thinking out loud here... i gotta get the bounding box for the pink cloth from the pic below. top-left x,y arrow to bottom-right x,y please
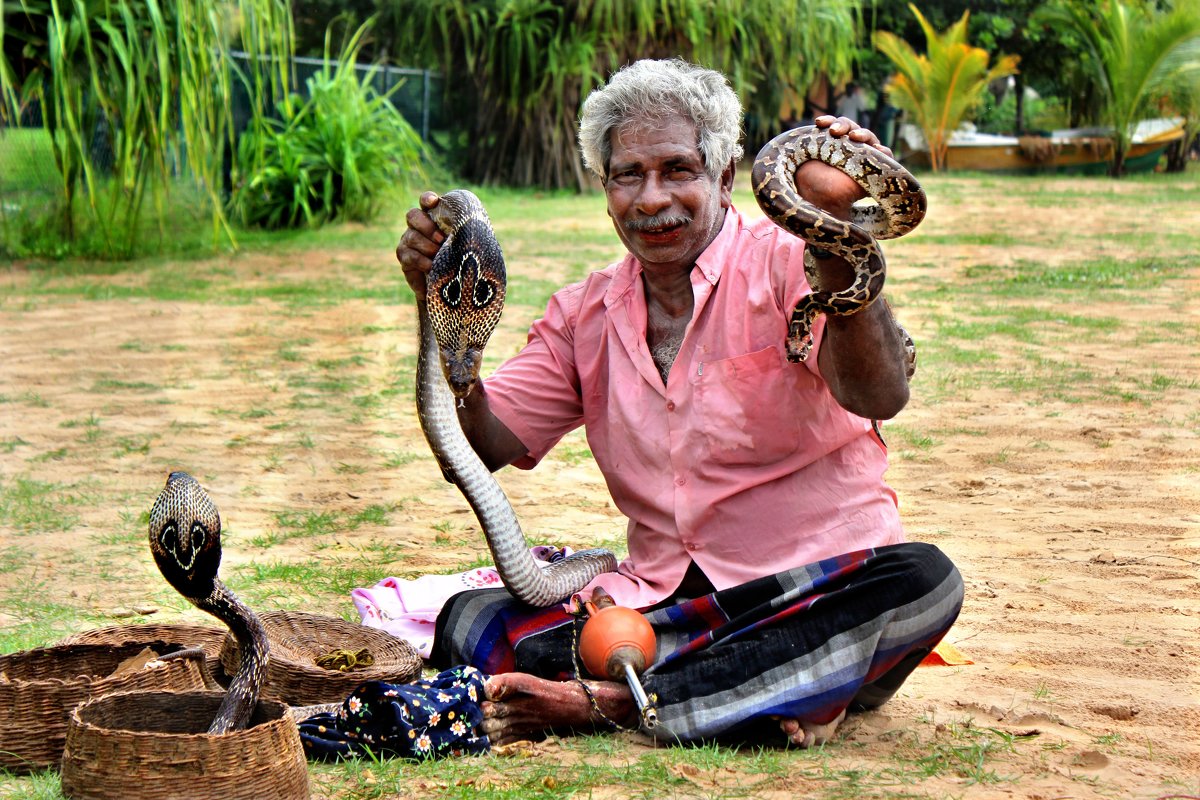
484,207 -> 905,609
352,546 -> 571,658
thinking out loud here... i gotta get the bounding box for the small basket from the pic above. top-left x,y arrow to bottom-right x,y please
220,611 -> 422,706
0,643 -> 212,773
60,690 -> 309,800
59,623 -> 228,681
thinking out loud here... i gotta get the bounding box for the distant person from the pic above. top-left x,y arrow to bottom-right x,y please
836,81 -> 870,127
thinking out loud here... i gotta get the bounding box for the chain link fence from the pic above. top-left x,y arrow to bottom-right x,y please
0,57 -> 443,211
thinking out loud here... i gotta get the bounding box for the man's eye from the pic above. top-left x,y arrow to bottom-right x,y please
610,171 -> 641,186
667,167 -> 699,181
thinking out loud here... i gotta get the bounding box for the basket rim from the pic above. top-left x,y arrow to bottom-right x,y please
70,689 -> 293,740
0,642 -> 210,689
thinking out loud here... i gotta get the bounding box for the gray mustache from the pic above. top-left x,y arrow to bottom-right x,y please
624,214 -> 692,232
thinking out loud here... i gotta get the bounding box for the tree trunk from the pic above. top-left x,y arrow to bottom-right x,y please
1014,74 -> 1025,135
1163,135 -> 1193,173
1108,138 -> 1127,178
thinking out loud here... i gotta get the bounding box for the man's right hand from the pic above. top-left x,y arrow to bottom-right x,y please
395,191 -> 445,299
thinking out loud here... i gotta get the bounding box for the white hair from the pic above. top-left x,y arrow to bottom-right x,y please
578,58 -> 744,182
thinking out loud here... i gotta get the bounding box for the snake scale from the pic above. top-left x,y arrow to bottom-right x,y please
751,126 -> 927,372
148,472 -> 268,733
417,189 -> 618,607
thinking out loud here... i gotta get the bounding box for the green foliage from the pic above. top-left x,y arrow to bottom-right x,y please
384,0 -> 860,189
973,89 -> 1069,135
1034,0 -> 1200,176
1161,69 -> 1200,171
230,20 -> 431,229
874,4 -> 1019,171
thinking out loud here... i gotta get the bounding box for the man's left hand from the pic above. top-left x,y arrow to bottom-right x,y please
794,115 -> 893,221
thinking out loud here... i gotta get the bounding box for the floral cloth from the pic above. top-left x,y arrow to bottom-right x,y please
298,665 -> 490,761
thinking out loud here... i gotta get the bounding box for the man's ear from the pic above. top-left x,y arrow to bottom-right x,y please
720,161 -> 736,207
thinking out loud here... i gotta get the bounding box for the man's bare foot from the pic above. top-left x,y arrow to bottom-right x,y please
778,708 -> 847,749
480,672 -> 636,746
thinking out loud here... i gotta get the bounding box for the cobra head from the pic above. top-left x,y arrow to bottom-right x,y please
148,472 -> 222,600
427,190 -> 507,399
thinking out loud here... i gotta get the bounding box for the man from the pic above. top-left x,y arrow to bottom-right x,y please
835,81 -> 870,127
396,59 -> 962,749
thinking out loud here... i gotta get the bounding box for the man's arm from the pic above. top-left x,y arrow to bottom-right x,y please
796,116 -> 911,421
455,382 -> 529,471
397,192 -> 529,471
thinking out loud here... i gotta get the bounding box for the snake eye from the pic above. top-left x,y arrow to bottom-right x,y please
159,521 -> 177,551
440,276 -> 462,308
472,279 -> 495,308
190,521 -> 206,552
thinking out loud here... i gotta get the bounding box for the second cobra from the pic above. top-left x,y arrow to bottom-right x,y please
415,189 -> 618,607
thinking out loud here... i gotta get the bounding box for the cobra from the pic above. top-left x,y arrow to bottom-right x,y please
751,125 -> 926,372
416,189 -> 618,607
148,471 -> 268,733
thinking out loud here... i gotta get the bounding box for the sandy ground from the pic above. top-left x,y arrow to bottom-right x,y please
1,175 -> 1198,798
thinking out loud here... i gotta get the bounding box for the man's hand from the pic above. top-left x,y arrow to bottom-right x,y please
395,191 -> 445,299
794,115 -> 893,221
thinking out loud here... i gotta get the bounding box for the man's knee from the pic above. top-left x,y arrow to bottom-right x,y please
886,542 -> 963,609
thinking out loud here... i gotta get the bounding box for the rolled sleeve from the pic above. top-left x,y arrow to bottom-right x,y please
484,287 -> 586,468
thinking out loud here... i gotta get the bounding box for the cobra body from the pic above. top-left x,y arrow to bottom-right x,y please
148,472 -> 268,734
751,126 -> 926,368
417,189 -> 618,607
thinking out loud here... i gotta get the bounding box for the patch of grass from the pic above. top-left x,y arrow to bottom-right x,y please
235,558 -> 390,599
0,475 -> 91,533
964,255 -> 1191,296
90,378 -> 159,393
0,390 -> 51,407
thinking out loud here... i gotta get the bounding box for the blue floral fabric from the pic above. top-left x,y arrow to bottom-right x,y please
298,665 -> 490,761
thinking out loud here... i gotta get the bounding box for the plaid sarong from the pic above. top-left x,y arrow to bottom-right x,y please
433,542 -> 963,742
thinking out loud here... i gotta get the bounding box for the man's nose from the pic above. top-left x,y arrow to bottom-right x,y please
635,172 -> 671,215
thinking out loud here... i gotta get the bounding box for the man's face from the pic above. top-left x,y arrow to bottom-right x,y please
604,114 -> 733,276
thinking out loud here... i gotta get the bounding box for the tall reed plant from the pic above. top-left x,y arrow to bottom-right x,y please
0,0 -> 293,257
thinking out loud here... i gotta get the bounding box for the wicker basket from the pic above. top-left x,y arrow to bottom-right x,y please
0,643 -> 212,773
220,611 -> 422,706
59,623 -> 228,681
61,690 -> 309,800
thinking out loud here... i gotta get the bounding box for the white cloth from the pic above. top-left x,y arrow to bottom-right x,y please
351,546 -> 571,658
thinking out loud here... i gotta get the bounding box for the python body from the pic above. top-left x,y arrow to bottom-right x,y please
751,126 -> 926,373
417,189 -> 617,607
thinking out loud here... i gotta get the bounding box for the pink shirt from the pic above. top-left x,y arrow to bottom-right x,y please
484,207 -> 905,609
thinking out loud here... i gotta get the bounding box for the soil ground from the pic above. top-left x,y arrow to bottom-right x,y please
1,172 -> 1198,799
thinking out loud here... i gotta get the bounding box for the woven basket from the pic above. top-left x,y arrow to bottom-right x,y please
61,690 -> 309,800
59,623 -> 228,681
220,611 -> 422,706
0,643 -> 212,773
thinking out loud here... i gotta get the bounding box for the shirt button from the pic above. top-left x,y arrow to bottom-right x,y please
675,477 -> 685,486
666,401 -> 676,411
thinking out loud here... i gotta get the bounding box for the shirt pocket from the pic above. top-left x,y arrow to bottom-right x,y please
694,345 -> 805,466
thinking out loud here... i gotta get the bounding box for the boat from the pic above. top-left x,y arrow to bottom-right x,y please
898,117 -> 1186,174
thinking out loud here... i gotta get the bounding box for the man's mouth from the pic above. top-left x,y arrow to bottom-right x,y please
628,215 -> 689,242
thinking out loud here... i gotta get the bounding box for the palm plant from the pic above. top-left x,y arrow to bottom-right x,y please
1034,0 -> 1200,177
383,0 -> 860,190
873,4 -> 1019,172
